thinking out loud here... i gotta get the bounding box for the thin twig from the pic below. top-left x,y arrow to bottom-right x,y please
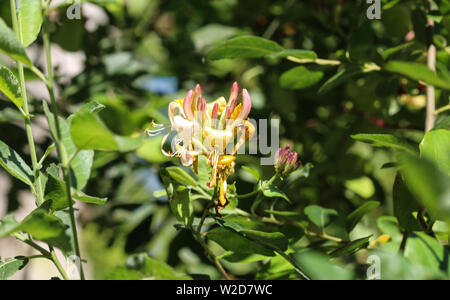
425,0 -> 436,132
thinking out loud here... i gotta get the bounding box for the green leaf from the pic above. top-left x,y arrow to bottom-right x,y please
318,67 -> 364,94
380,41 -> 414,60
207,36 -> 283,60
0,215 -> 20,238
384,61 -> 450,90
207,227 -> 275,256
73,190 -> 107,205
165,166 -> 198,187
262,183 -> 291,204
0,257 -> 28,280
44,164 -> 107,210
279,66 -> 324,90
220,252 -> 269,263
420,129 -> 450,175
70,102 -> 143,152
330,236 -> 371,257
18,0 -> 43,47
240,229 -> 288,252
106,253 -> 192,280
161,169 -> 193,226
399,155 -> 450,224
268,49 -> 317,60
0,18 -> 31,66
135,136 -> 170,163
370,250 -> 447,280
241,165 -> 260,182
351,134 -> 417,155
1,207 -> 71,253
20,208 -> 67,240
44,170 -> 70,211
346,201 -> 380,232
293,250 -> 354,280
218,215 -> 290,252
43,101 -> 94,190
0,139 -> 34,186
405,232 -> 450,275
0,66 -> 22,108
393,173 -> 422,231
304,205 -> 338,228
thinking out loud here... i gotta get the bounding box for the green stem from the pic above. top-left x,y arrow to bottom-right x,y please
435,104 -> 450,115
9,0 -> 44,205
14,233 -> 69,280
190,225 -> 233,280
250,174 -> 279,214
40,4 -> 85,280
50,249 -> 70,280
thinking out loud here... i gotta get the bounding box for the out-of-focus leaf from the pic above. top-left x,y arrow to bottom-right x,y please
384,61 -> 450,90
0,139 -> 34,186
207,36 -> 283,60
70,102 -> 144,152
345,176 -> 375,199
293,250 -> 354,280
399,155 -> 450,224
268,49 -> 317,60
304,205 -> 338,228
393,173 -> 421,231
73,190 -> 107,205
318,67 -> 364,94
136,137 -> 169,163
241,166 -> 260,182
405,232 -> 450,275
369,250 -> 447,280
346,201 -> 380,232
420,129 -> 450,175
279,66 -> 324,90
351,134 -> 417,155
330,236 -> 371,257
106,254 -> 192,280
0,66 -> 22,108
165,167 -> 198,187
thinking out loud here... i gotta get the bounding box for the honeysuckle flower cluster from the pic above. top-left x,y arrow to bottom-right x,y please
274,145 -> 302,176
147,82 -> 255,214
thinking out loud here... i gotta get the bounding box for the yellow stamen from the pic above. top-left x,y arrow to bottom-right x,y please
230,103 -> 242,120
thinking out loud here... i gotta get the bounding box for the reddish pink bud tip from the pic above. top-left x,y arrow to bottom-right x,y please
200,97 -> 206,112
238,89 -> 252,120
195,84 -> 202,97
226,106 -> 232,119
183,90 -> 194,120
211,103 -> 219,120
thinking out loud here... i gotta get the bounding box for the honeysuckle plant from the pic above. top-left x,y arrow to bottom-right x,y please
149,82 -> 255,214
148,82 -> 318,280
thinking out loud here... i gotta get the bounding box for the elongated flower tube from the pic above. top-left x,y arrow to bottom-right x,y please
148,82 -> 255,215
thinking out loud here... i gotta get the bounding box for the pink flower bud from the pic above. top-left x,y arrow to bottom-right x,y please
211,102 -> 219,120
227,82 -> 238,112
183,90 -> 194,120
